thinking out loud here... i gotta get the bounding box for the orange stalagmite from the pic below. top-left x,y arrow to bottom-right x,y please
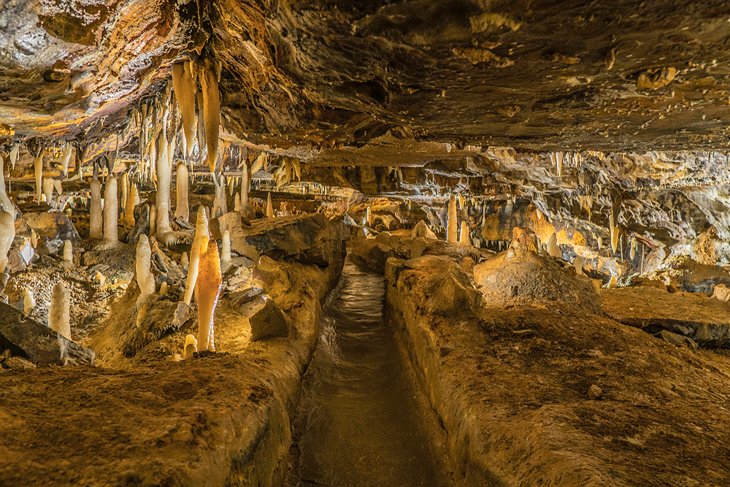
196,240 -> 222,352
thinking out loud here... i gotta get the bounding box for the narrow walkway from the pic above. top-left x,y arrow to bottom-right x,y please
287,258 -> 446,487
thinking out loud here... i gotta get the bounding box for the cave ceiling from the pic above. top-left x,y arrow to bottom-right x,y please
2,0 -> 730,158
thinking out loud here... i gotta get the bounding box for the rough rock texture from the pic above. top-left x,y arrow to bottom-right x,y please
351,231 -> 488,272
601,286 -> 730,348
472,231 -> 601,313
0,234 -> 345,487
0,302 -> 94,366
384,254 -> 730,486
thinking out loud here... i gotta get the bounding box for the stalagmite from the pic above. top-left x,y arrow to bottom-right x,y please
212,174 -> 227,218
547,233 -> 561,258
459,221 -> 471,246
103,176 -> 120,246
155,132 -> 173,236
172,61 -> 197,158
149,204 -> 157,236
365,207 -> 372,226
241,159 -> 250,215
180,251 -> 189,270
221,230 -> 231,268
234,192 -> 241,211
175,162 -> 189,221
266,192 -> 274,218
22,289 -> 35,316
63,240 -> 73,263
42,178 -> 54,206
183,334 -> 197,359
199,59 -> 220,172
183,207 -> 209,305
49,281 -> 71,340
136,234 -> 156,303
0,155 -> 14,217
574,256 -> 584,276
124,183 -> 138,226
447,194 -> 458,243
609,210 -> 619,254
53,179 -> 62,198
120,172 -> 129,213
159,281 -> 169,296
630,237 -> 637,260
0,211 -> 15,273
34,152 -> 43,202
196,240 -> 222,352
89,175 -> 103,239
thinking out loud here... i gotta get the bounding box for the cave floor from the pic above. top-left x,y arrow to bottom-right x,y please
286,258 -> 451,486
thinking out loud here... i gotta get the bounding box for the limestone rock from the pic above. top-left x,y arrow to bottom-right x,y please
245,295 -> 291,341
0,302 -> 94,366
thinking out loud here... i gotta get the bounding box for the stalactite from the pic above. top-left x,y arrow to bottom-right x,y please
103,176 -> 120,246
221,229 -> 231,269
183,207 -> 209,305
172,61 -> 197,158
63,240 -> 73,263
266,192 -> 274,218
34,152 -> 43,202
53,179 -> 62,198
22,289 -> 35,316
49,281 -> 71,340
447,194 -> 458,243
629,236 -> 637,260
199,58 -> 220,172
136,234 -> 155,303
196,240 -> 222,352
61,144 -> 73,178
89,175 -> 103,239
292,159 -> 301,181
8,144 -> 18,170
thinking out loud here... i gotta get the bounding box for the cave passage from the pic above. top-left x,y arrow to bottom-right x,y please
287,257 -> 446,487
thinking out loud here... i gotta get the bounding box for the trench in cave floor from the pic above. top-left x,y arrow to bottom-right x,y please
286,257 -> 450,487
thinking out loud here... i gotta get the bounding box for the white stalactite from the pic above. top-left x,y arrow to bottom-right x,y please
241,159 -> 250,216
212,174 -> 227,218
200,59 -> 220,172
49,281 -> 71,340
34,152 -> 43,203
0,155 -> 14,217
172,61 -> 197,159
61,144 -> 73,179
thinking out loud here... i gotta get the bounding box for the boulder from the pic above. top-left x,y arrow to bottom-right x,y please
411,220 -> 437,239
246,295 -> 291,341
0,302 -> 94,366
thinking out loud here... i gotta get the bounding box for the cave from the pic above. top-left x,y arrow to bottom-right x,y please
1,1 -> 730,485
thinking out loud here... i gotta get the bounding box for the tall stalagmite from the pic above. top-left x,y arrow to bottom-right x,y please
447,194 -> 458,243
196,240 -> 222,352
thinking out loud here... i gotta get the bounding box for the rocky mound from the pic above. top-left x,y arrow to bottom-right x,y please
472,228 -> 600,313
